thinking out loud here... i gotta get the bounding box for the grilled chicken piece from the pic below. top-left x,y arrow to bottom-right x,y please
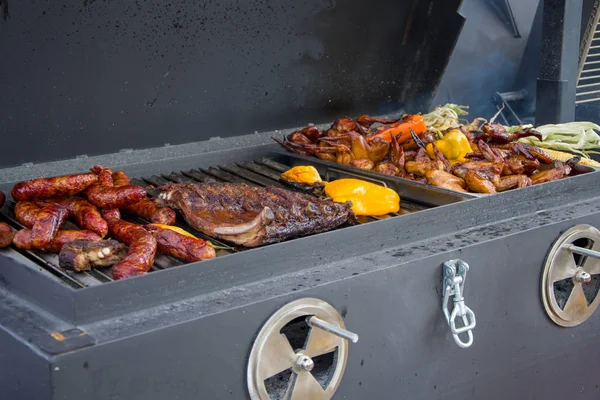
465,170 -> 497,194
480,123 -> 542,144
477,140 -> 504,163
59,239 -> 127,272
350,158 -> 375,170
509,142 -> 554,164
451,162 -> 502,185
430,143 -> 451,171
157,182 -> 356,248
374,162 -> 400,176
425,170 -> 467,192
405,160 -> 445,176
496,175 -> 532,192
502,156 -> 540,175
530,157 -> 580,185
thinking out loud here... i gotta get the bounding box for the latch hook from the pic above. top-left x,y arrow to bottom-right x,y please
442,260 -> 476,348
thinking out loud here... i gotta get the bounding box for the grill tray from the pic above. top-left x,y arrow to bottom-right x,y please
0,155 -> 465,289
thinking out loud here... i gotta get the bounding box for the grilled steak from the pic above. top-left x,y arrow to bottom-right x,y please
157,182 -> 356,247
59,239 -> 127,272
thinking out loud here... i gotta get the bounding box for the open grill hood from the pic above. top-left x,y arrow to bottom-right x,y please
0,0 -> 464,169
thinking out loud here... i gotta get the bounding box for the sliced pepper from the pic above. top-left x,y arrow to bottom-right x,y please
324,178 -> 400,216
366,114 -> 427,144
425,129 -> 473,164
281,166 -> 322,184
146,224 -> 198,239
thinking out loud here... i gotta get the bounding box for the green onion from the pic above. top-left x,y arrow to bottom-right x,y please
422,104 -> 469,139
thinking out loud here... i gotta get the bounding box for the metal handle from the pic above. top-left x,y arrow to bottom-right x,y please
442,260 -> 476,349
565,244 -> 600,260
307,316 -> 359,343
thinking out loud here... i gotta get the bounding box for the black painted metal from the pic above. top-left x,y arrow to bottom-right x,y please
1,187 -> 600,399
535,0 -> 584,123
0,0 -> 463,169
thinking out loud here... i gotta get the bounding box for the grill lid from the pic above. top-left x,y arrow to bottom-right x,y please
0,0 -> 464,169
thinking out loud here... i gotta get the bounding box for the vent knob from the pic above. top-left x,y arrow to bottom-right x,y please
542,224 -> 600,327
247,298 -> 355,400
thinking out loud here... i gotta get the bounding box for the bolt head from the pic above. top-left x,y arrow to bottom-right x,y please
575,270 -> 592,284
296,355 -> 314,372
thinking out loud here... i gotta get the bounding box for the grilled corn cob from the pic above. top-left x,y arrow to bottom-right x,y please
540,148 -> 600,168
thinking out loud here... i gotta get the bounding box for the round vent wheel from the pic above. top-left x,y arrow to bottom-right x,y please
247,298 -> 349,400
542,224 -> 600,327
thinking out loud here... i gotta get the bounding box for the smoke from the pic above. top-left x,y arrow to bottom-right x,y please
432,0 -> 540,120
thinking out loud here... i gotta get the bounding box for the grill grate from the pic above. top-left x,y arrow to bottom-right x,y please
0,157 -> 432,288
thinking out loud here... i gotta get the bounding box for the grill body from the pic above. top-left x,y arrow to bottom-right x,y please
1,1 -> 598,399
1,139 -> 600,399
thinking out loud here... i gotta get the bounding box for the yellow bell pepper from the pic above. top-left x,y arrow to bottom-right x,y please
426,129 -> 472,164
146,224 -> 198,239
281,166 -> 322,184
324,178 -> 400,216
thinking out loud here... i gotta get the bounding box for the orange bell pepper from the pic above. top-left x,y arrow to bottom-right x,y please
365,114 -> 427,144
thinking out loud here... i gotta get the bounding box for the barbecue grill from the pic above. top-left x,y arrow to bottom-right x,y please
2,1 -> 600,399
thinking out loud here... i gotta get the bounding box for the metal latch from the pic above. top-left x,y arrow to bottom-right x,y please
442,259 -> 476,348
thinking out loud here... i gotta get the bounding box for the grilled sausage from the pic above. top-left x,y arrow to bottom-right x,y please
111,170 -> 131,187
0,191 -> 5,208
112,170 -> 177,225
86,168 -> 146,209
124,200 -> 177,225
86,185 -> 147,209
102,208 -> 121,222
14,201 -> 41,228
144,225 -> 216,262
13,229 -> 101,252
35,197 -> 108,238
101,210 -> 157,280
29,205 -> 68,247
11,172 -> 98,201
0,223 -> 14,248
59,239 -> 127,272
111,234 -> 157,280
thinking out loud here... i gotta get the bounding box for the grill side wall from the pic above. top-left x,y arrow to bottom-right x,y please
42,208 -> 600,400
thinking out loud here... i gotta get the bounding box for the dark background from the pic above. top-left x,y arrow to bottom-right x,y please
0,0 -> 463,168
2,0 -> 594,169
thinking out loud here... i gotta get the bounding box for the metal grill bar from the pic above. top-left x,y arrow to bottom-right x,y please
0,204 -> 101,288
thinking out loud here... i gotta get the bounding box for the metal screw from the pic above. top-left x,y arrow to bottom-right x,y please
295,355 -> 314,372
307,316 -> 359,343
575,270 -> 592,284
